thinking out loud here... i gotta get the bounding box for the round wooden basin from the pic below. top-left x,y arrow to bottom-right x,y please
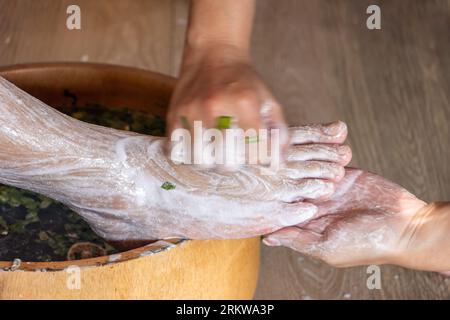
0,63 -> 260,300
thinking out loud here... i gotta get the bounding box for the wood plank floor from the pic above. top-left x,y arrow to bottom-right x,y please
0,0 -> 449,299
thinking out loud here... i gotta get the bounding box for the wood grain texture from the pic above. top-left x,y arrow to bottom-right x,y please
0,0 -> 449,299
252,0 -> 450,299
0,238 -> 260,299
0,0 -> 175,74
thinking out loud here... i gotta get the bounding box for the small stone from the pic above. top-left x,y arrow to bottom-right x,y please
38,231 -> 49,241
9,258 -> 22,271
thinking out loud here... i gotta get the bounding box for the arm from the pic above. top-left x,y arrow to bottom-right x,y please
167,0 -> 289,166
264,169 -> 450,272
186,0 -> 254,54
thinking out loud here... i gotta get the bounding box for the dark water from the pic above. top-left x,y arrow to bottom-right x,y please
0,103 -> 165,262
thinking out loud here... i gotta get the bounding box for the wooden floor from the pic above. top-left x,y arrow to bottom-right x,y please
0,0 -> 449,299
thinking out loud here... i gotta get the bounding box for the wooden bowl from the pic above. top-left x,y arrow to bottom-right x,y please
0,63 -> 260,300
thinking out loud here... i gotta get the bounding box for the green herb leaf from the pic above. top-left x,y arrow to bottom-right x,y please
216,116 -> 233,130
161,181 -> 176,190
180,116 -> 190,130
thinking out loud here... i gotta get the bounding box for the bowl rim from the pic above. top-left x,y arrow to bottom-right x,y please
0,61 -> 176,86
0,62 -> 188,272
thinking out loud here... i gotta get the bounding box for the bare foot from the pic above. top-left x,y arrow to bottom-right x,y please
0,77 -> 351,241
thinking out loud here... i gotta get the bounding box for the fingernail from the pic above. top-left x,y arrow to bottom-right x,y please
263,237 -> 281,247
323,121 -> 344,136
338,145 -> 348,156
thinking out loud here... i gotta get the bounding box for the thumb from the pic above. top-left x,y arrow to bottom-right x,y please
262,226 -> 323,255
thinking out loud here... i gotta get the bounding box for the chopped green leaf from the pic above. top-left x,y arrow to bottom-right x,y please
180,116 -> 190,130
216,116 -> 233,130
161,181 -> 176,190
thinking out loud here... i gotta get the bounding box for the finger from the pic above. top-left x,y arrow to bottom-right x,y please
297,214 -> 341,233
237,100 -> 288,166
259,100 -> 290,150
257,202 -> 317,234
166,115 -> 188,162
279,161 -> 345,181
262,226 -> 323,257
279,179 -> 335,202
272,202 -> 318,228
290,121 -> 348,145
168,105 -> 231,165
204,94 -> 265,166
286,144 -> 352,165
251,202 -> 318,235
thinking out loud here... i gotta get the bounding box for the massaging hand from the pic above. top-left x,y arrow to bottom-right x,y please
264,169 -> 450,272
0,77 -> 351,242
167,44 -> 289,165
169,0 -> 288,165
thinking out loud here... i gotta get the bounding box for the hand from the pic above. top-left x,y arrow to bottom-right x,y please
263,168 -> 427,268
167,44 -> 289,166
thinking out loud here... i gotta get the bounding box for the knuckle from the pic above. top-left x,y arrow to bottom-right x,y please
234,88 -> 259,108
202,94 -> 220,109
202,93 -> 223,117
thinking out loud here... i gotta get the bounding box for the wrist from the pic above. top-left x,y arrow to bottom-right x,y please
182,39 -> 251,70
186,0 -> 254,62
380,202 -> 429,267
388,202 -> 450,271
186,18 -> 251,51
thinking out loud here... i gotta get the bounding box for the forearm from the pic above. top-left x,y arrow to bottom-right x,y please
0,77 -> 138,207
394,202 -> 450,272
0,77 -> 126,160
183,0 -> 255,67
